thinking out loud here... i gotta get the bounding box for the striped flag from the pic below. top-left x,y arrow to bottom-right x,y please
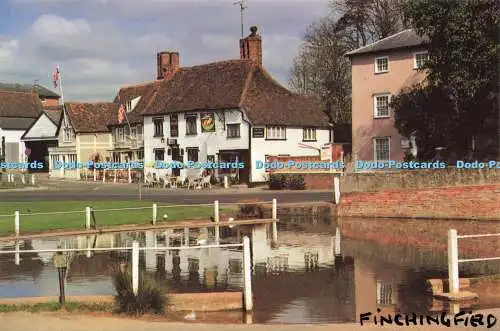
118,104 -> 125,124
52,65 -> 60,88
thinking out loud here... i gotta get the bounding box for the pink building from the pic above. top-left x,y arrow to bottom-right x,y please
346,29 -> 428,161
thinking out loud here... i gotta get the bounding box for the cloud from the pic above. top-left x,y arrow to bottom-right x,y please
2,1 -> 329,100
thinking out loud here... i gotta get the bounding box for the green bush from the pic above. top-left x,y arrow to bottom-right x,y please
238,199 -> 265,218
268,174 -> 287,190
113,267 -> 167,315
268,173 -> 306,190
286,174 -> 306,190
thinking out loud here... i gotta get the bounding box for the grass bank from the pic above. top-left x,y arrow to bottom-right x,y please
0,201 -> 236,236
0,301 -> 113,313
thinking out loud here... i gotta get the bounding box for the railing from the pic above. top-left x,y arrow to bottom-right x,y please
0,238 -> 254,311
0,173 -> 37,185
447,229 -> 500,293
0,199 -> 279,238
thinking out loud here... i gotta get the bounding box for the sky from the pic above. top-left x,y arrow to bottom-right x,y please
0,0 -> 331,102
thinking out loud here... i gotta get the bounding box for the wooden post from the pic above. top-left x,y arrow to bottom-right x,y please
335,227 -> 341,256
85,207 -> 91,230
183,228 -> 189,246
152,203 -> 157,225
128,168 -> 132,183
31,174 -> 35,185
224,176 -> 229,188
14,241 -> 20,265
21,174 -> 25,185
448,229 -> 459,294
132,241 -> 139,296
114,169 -> 117,183
86,236 -> 92,258
243,236 -> 253,311
14,211 -> 20,236
93,168 -> 96,181
272,198 -> 277,219
214,200 -> 220,244
333,176 -> 340,204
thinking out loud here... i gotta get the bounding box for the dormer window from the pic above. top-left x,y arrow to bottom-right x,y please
63,126 -> 73,142
375,56 -> 389,74
126,101 -> 132,113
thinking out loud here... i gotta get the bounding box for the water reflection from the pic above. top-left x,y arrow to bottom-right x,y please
0,212 -> 499,323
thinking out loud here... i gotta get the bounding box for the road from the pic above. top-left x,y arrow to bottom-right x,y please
0,180 -> 333,203
1,311 -> 499,331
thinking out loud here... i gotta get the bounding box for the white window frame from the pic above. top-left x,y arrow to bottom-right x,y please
63,126 -> 73,143
303,127 -> 317,141
126,100 -> 132,113
373,137 -> 390,161
373,93 -> 391,118
266,126 -> 286,140
227,123 -> 240,138
413,51 -> 429,69
374,56 -> 389,74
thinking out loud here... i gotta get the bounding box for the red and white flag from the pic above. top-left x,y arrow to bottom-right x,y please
52,65 -> 60,88
118,104 -> 125,124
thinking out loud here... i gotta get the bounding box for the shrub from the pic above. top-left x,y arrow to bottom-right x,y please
113,266 -> 167,315
268,174 -> 287,190
238,199 -> 265,218
285,174 -> 306,190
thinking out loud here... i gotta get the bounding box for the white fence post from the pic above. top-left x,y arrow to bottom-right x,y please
113,169 -> 117,183
243,236 -> 253,311
335,227 -> 341,256
448,229 -> 459,294
132,241 -> 139,296
214,200 -> 220,244
31,174 -> 35,185
271,198 -> 278,243
152,203 -> 157,225
333,176 -> 341,204
224,176 -> 229,188
102,169 -> 106,183
14,241 -> 20,265
93,168 -> 97,181
21,174 -> 25,185
85,207 -> 91,230
14,211 -> 20,236
128,168 -> 132,183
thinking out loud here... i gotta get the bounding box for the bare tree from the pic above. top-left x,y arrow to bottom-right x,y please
289,0 -> 411,124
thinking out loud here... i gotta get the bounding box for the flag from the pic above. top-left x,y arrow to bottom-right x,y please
118,104 -> 125,124
53,65 -> 60,88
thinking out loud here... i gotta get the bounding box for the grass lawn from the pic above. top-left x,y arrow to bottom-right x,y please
0,201 -> 236,236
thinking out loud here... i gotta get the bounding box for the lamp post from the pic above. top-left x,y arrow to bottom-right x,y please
53,252 -> 67,306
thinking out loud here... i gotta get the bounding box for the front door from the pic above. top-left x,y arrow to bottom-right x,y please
171,147 -> 181,177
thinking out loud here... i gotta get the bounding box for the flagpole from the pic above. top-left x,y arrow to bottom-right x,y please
58,65 -> 64,105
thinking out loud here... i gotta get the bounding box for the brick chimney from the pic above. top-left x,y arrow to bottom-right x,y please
157,51 -> 179,80
240,26 -> 262,66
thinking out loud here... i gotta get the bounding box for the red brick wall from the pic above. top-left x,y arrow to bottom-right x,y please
338,184 -> 500,219
303,174 -> 334,189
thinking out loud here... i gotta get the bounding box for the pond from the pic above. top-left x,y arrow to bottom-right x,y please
0,214 -> 498,324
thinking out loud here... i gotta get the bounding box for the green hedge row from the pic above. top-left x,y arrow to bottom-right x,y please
268,174 -> 306,190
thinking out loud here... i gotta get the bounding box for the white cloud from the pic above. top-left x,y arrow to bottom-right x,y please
2,1 -> 330,100
0,40 -> 19,60
32,15 -> 91,36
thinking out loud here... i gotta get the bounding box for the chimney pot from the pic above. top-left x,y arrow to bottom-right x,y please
157,51 -> 180,80
239,26 -> 262,66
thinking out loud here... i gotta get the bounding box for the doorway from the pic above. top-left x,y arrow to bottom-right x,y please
171,147 -> 182,177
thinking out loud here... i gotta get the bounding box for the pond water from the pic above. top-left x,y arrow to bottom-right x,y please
0,214 -> 498,324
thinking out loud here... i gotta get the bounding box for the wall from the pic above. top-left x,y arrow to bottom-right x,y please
0,129 -> 27,163
78,133 -> 112,162
22,113 -> 57,139
250,126 -> 330,183
338,184 -> 500,219
41,98 -> 59,107
144,109 -> 250,180
351,48 -> 426,161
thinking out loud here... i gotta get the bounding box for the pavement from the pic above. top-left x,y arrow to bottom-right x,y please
0,178 -> 333,203
1,309 -> 499,331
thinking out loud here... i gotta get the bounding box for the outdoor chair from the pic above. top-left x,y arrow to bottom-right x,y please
200,175 -> 212,189
144,173 -> 154,188
186,176 -> 199,190
163,175 -> 172,188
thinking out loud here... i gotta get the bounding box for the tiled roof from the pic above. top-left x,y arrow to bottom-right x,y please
345,29 -> 428,57
109,80 -> 161,126
141,60 -> 329,127
0,117 -> 36,130
43,106 -> 63,125
0,90 -> 43,118
64,102 -> 117,133
0,82 -> 60,98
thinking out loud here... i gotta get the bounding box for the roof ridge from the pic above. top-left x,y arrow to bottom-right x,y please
345,29 -> 414,55
119,80 -> 161,89
179,59 -> 252,71
0,89 -> 36,95
239,63 -> 256,107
